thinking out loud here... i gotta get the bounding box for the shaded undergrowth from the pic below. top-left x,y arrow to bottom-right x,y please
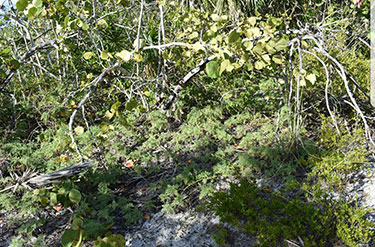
0,105 -> 374,246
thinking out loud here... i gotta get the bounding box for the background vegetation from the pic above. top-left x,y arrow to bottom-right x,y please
0,0 -> 374,246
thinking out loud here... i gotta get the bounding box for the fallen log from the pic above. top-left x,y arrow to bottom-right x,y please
26,161 -> 93,187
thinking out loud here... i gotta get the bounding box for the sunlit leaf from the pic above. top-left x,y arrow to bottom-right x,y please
192,42 -> 205,51
83,52 -> 94,60
115,50 -> 132,62
220,59 -> 234,75
105,110 -> 114,120
16,0 -> 28,11
133,53 -> 143,62
274,38 -> 289,51
255,60 -> 266,70
32,0 -> 42,8
248,17 -> 257,25
0,48 -> 11,57
188,32 -> 199,39
306,73 -> 317,85
206,61 -> 219,79
97,19 -> 108,28
74,126 -> 84,135
272,55 -> 283,64
100,50 -> 111,60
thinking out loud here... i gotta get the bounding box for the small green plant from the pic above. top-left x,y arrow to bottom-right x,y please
210,179 -> 337,246
94,234 -> 126,247
209,179 -> 375,246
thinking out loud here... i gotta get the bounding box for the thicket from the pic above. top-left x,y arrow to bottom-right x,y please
0,0 -> 374,246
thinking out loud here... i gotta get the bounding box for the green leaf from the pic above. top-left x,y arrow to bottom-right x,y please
105,110 -> 114,120
254,60 -> 266,70
274,38 -> 289,51
192,42 -> 205,51
111,101 -> 121,112
133,53 -> 143,62
27,7 -> 38,19
32,0 -> 42,8
72,217 -> 83,230
40,196 -> 48,206
247,17 -> 257,26
244,41 -> 254,51
115,50 -> 131,62
50,192 -> 58,205
206,61 -> 219,79
0,48 -> 11,57
97,19 -> 108,28
228,31 -> 240,43
9,59 -> 20,69
0,69 -> 6,78
261,54 -> 271,64
125,98 -> 138,111
246,27 -> 261,38
265,41 -> 277,54
63,16 -> 70,28
253,43 -> 264,56
220,59 -> 234,75
74,126 -> 84,135
81,23 -> 89,31
83,52 -> 94,60
69,189 -> 82,204
100,50 -> 111,60
61,229 -> 78,247
272,55 -> 283,64
16,0 -> 28,11
306,74 -> 317,85
188,31 -> 199,39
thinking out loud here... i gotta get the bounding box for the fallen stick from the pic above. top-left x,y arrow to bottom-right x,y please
26,161 -> 93,188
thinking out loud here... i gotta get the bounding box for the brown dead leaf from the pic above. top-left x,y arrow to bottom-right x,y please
144,215 -> 151,220
53,203 -> 63,211
124,160 -> 134,168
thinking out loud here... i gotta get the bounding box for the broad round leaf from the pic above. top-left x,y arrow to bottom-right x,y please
306,74 -> 317,85
115,50 -> 131,62
50,192 -> 58,205
74,126 -> 84,135
206,61 -> 219,79
16,0 -> 28,11
228,31 -> 240,43
61,229 -> 78,247
69,189 -> 82,204
83,52 -> 94,60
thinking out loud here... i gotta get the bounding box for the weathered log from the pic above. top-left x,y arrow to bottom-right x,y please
26,161 -> 93,187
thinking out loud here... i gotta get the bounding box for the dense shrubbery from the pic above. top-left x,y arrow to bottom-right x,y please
0,0 -> 373,246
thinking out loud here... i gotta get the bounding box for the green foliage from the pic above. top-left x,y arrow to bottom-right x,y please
306,116 -> 369,190
94,234 -> 126,247
210,179 -> 375,246
0,0 -> 372,246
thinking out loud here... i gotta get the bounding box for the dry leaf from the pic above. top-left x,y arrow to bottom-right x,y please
53,203 -> 63,211
144,215 -> 151,220
124,160 -> 134,168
